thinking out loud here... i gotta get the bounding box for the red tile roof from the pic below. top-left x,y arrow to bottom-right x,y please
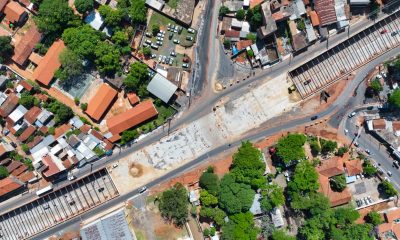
39,125 -> 48,134
27,136 -> 43,148
0,176 -> 24,197
4,1 -> 26,23
107,100 -> 158,135
86,83 -> 118,121
127,93 -> 140,106
6,161 -> 22,173
385,208 -> 400,223
309,11 -> 320,26
18,125 -> 36,142
236,40 -> 253,51
12,24 -> 41,66
11,164 -> 27,176
17,171 -> 35,183
108,134 -> 121,143
103,139 -> 114,151
0,0 -> 8,11
54,124 -> 71,139
89,129 -> 103,140
24,106 -> 41,124
79,124 -> 91,133
344,159 -> 363,176
224,30 -> 240,38
18,0 -> 31,7
35,93 -> 49,102
373,119 -> 386,130
0,144 -> 9,158
0,93 -> 18,117
33,40 -> 65,86
393,121 -> 400,132
42,155 -> 62,178
19,80 -> 33,91
314,0 -> 337,26
316,156 -> 344,178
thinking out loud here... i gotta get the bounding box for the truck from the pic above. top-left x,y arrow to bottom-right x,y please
36,185 -> 53,196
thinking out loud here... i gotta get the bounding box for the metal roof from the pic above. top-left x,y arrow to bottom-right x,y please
9,105 -> 27,123
147,73 -> 178,103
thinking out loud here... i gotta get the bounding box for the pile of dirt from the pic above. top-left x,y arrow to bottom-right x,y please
129,163 -> 144,178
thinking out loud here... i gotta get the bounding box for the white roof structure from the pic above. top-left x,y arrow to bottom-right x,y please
242,22 -> 250,33
271,208 -> 284,228
81,209 -> 134,240
231,18 -> 243,29
85,11 -> 105,31
243,0 -> 250,7
16,84 -> 24,93
70,116 -> 84,129
147,73 -> 178,103
0,92 -> 7,106
349,0 -> 370,4
9,105 -> 27,123
335,0 -> 348,21
250,193 -> 262,215
77,143 -> 95,160
36,109 -> 53,125
305,22 -> 317,42
145,0 -> 164,11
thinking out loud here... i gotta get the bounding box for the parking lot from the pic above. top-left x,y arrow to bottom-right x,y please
289,11 -> 400,98
348,177 -> 383,209
0,169 -> 118,240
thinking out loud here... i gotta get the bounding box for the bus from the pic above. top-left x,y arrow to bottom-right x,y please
36,185 -> 53,196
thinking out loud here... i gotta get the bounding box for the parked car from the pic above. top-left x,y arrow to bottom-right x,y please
67,175 -> 76,181
182,63 -> 189,68
186,36 -> 193,41
391,31 -> 398,36
170,51 -> 176,57
169,33 -> 174,40
157,41 -> 163,46
160,30 -> 165,34
145,32 -> 152,37
151,44 -> 158,49
311,115 -> 318,121
365,149 -> 371,155
387,171 -> 393,176
139,186 -> 147,193
169,58 -> 174,65
145,39 -> 152,44
393,161 -> 399,169
158,55 -> 163,62
348,112 -> 356,118
188,28 -> 195,33
381,29 -> 388,34
156,36 -> 163,41
304,79 -> 311,85
151,54 -> 157,59
112,163 -> 118,168
354,142 -> 359,147
173,39 -> 180,44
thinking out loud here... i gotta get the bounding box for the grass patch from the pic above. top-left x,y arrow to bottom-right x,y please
135,230 -> 146,240
166,0 -> 180,8
136,101 -> 176,135
149,12 -> 177,29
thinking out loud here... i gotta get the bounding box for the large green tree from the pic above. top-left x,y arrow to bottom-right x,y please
260,183 -> 285,212
320,138 -> 338,155
0,166 -> 9,179
200,190 -> 218,207
363,160 -> 377,177
94,42 -> 121,75
74,0 -> 94,14
288,161 -> 319,195
276,133 -> 307,165
123,62 -> 149,91
34,0 -> 79,39
19,92 -> 36,109
159,183 -> 188,226
389,89 -> 400,108
99,5 -> 124,27
62,25 -> 104,59
221,212 -> 259,240
365,211 -> 382,226
271,230 -> 296,240
128,0 -> 147,24
231,141 -> 266,189
56,48 -> 84,82
379,180 -> 398,197
218,174 -> 255,215
199,171 -> 219,196
0,36 -> 13,63
330,174 -> 347,192
199,207 -> 226,226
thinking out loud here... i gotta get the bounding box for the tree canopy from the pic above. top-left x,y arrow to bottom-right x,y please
218,174 -> 255,215
370,79 -> 383,93
0,166 -> 9,179
260,183 -> 285,212
200,190 -> 218,207
276,133 -> 307,165
117,0 -> 147,24
74,0 -> 94,14
62,25 -> 104,59
94,42 -> 121,75
121,129 -> 139,144
46,100 -> 74,125
219,6 -> 229,16
199,171 -> 219,196
365,211 -> 382,226
35,0 -> 79,39
19,92 -> 36,109
330,174 -> 346,192
231,141 -> 266,189
199,207 -> 226,226
0,36 -> 13,63
320,138 -> 337,155
56,48 -> 84,82
123,62 -> 149,92
221,212 -> 259,240
288,161 -> 319,196
271,229 -> 296,240
159,183 -> 188,226
99,5 -> 124,27
236,9 -> 245,21
246,5 -> 263,31
389,89 -> 400,108
379,180 -> 398,197
362,160 -> 377,177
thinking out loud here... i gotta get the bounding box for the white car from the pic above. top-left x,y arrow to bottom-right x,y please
344,129 -> 349,134
138,186 -> 147,193
354,142 -> 359,147
156,36 -> 163,41
188,28 -> 195,33
376,74 -> 382,79
348,112 -> 356,118
387,171 -> 393,177
173,39 -> 180,44
365,149 -> 371,155
182,63 -> 189,68
68,175 -> 76,181
112,163 -> 119,168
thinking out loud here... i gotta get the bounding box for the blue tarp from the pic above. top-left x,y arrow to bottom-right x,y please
232,46 -> 239,55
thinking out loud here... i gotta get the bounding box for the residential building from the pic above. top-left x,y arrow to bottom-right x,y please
106,100 -> 158,140
0,175 -> 25,200
86,83 -> 117,122
314,0 -> 337,26
4,1 -> 28,26
377,208 -> 400,240
0,93 -> 18,117
127,93 -> 140,106
258,1 -> 278,39
12,24 -> 42,66
32,40 -> 66,87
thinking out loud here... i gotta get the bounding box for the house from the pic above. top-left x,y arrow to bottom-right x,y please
0,176 -> 25,199
236,40 -> 253,51
335,0 -> 349,29
0,0 -> 8,12
257,1 -> 277,39
305,20 -> 317,42
4,1 -> 28,26
32,40 -> 65,87
0,142 -> 13,159
86,83 -> 117,122
145,0 -> 164,11
224,29 -> 241,42
288,20 -> 308,51
19,80 -> 33,92
224,0 -> 243,12
8,105 -> 28,124
317,156 -> 352,207
270,208 -> 284,228
12,25 -> 42,66
221,17 -> 233,34
309,10 -> 320,27
35,109 -> 53,127
41,154 -> 66,179
349,0 -> 370,4
127,93 -> 140,106
231,18 -> 243,29
373,119 -> 387,130
344,159 -> 363,177
18,125 -> 36,142
106,100 -> 158,138
290,0 -> 306,20
0,93 -> 18,117
314,0 -> 337,26
24,106 -> 42,124
147,73 -> 178,103
377,208 -> 400,240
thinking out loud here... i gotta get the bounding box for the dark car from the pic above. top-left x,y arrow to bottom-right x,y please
366,106 -> 374,110
311,116 -> 318,121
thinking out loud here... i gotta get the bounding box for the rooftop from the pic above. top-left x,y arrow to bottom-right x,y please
86,83 -> 117,121
0,93 -> 19,117
309,10 -> 320,26
4,1 -> 26,24
314,0 -> 337,26
32,40 -> 65,86
0,176 -> 24,197
107,100 -> 158,136
258,1 -> 278,38
12,24 -> 42,66
127,93 -> 140,106
147,73 -> 178,103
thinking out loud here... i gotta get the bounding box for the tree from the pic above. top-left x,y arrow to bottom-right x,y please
379,180 -> 398,197
159,183 -> 188,226
370,79 -> 383,93
56,48 -> 84,82
48,126 -> 55,135
142,47 -> 152,56
121,129 -> 139,144
94,42 -> 121,75
336,146 -> 349,157
260,215 -> 276,239
0,36 -> 13,63
99,5 -> 123,27
246,33 -> 257,43
74,0 -> 94,14
74,97 -> 80,105
0,166 -> 9,179
221,212 -> 259,240
19,92 -> 35,109
365,211 -> 382,226
297,19 -> 305,31
152,24 -> 160,36
330,174 -> 346,192
219,6 -> 230,17
218,174 -> 255,215
203,228 -> 210,237
123,62 -> 149,91
271,230 -> 295,240
276,133 -> 307,165
199,207 -> 226,226
46,101 -> 73,125
128,0 -> 147,24
363,160 -> 377,177
231,141 -> 266,189
246,5 -> 263,31
223,39 -> 231,49
80,103 -> 88,111
62,25 -> 104,59
260,184 -> 284,212
247,49 -> 254,58
334,207 -> 360,226
236,9 -> 245,21
389,89 -> 400,108
320,138 -> 337,154
199,171 -> 219,196
112,31 -> 129,47
34,0 -> 78,39
200,190 -> 218,207
309,138 -> 321,156
21,144 -> 30,153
